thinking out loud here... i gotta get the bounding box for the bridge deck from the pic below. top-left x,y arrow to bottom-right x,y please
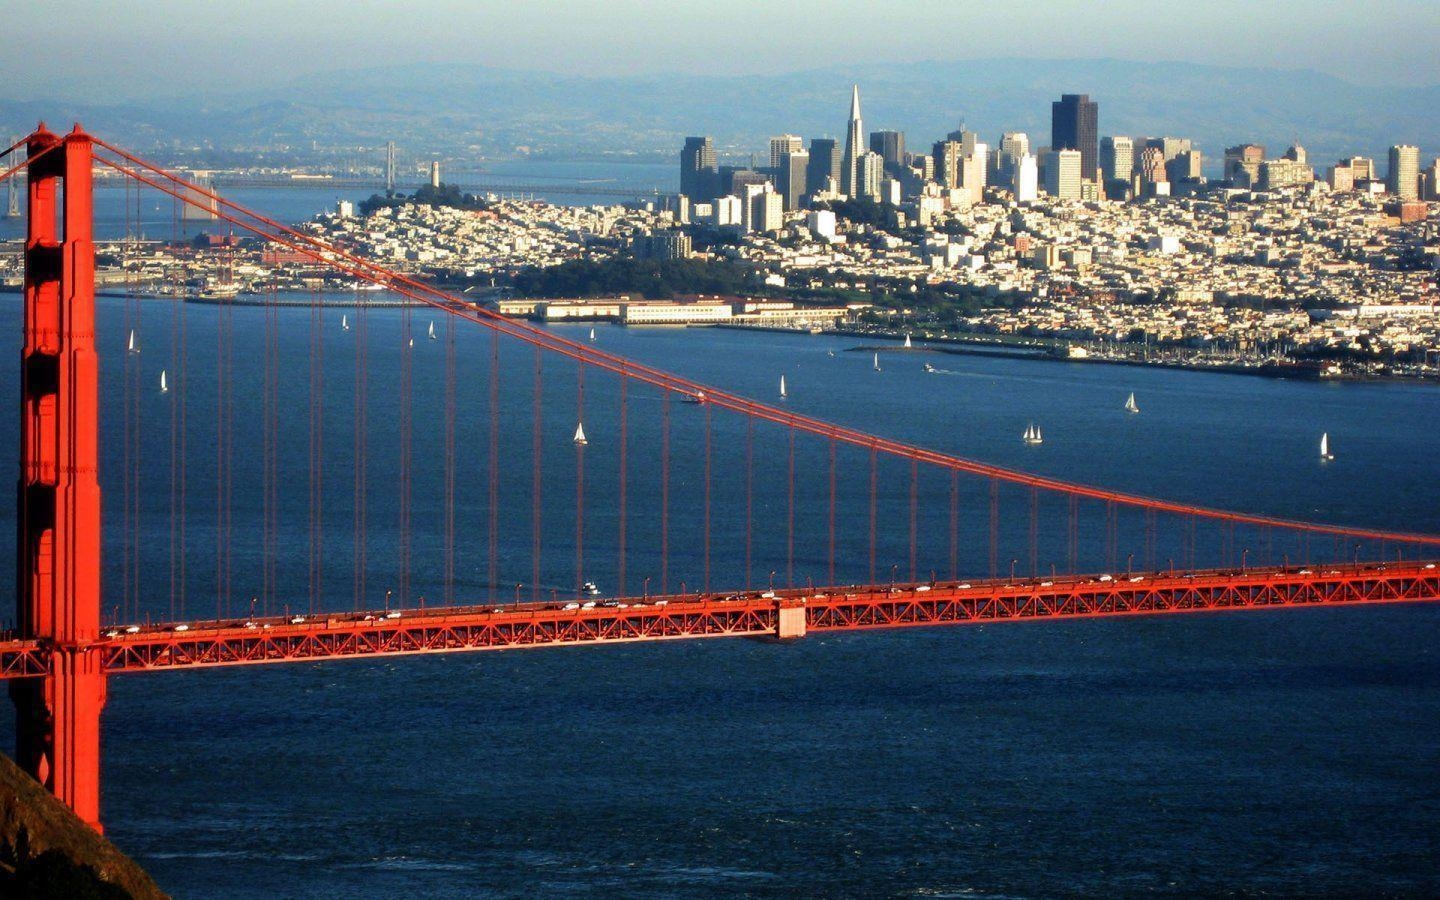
0,562 -> 1435,678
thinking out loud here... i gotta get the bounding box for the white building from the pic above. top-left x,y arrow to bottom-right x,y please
1044,149 -> 1083,201
1013,154 -> 1038,203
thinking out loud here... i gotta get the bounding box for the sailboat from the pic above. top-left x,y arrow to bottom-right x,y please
342,314 -> 349,332
779,375 -> 787,399
1124,392 -> 1139,414
873,352 -> 882,373
159,370 -> 168,394
589,328 -> 597,342
428,321 -> 437,340
408,336 -> 414,348
127,330 -> 138,354
1023,423 -> 1044,445
573,422 -> 588,446
827,349 -> 836,358
1320,432 -> 1333,461
924,363 -> 936,374
904,334 -> 912,348
682,390 -> 706,405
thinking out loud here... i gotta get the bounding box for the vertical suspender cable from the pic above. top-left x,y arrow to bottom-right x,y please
909,460 -> 918,583
487,330 -> 499,603
868,445 -> 878,586
703,402 -> 712,594
786,424 -> 795,589
828,438 -> 837,587
531,346 -> 542,601
574,362 -> 585,596
444,316 -> 456,605
617,373 -> 628,598
660,390 -> 670,596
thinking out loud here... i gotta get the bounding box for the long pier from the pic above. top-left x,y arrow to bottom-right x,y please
0,562 -> 1434,679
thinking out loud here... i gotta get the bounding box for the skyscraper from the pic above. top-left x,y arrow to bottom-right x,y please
1051,94 -> 1099,181
841,85 -> 863,198
769,135 -> 803,170
1388,145 -> 1420,200
1101,136 -> 1134,185
932,140 -> 962,189
681,136 -> 718,202
997,132 -> 1030,181
1013,154 -> 1038,203
856,151 -> 884,201
1044,149 -> 1083,200
869,130 -> 906,176
806,138 -> 841,195
777,150 -> 810,211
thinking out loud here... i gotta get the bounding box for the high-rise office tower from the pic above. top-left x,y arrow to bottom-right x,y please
1101,136 -> 1134,185
385,141 -> 396,193
1138,146 -> 1167,184
1388,145 -> 1420,200
869,130 -> 906,175
777,150 -> 810,211
1051,94 -> 1099,180
932,140 -> 962,189
1044,149 -> 1083,200
996,132 -> 1029,181
959,144 -> 988,205
806,138 -> 842,195
1147,137 -> 1191,162
769,135 -> 803,170
1224,144 -> 1265,185
856,150 -> 884,201
1167,149 -> 1203,183
1013,154 -> 1039,203
681,136 -> 719,201
841,85 -> 864,197
1424,158 -> 1440,201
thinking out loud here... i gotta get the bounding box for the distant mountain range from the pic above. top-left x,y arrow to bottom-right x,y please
4,58 -> 1435,173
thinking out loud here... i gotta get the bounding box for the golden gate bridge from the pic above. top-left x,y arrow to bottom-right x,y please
4,124 -> 1440,834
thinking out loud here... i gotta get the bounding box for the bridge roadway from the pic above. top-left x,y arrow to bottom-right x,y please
0,561 -> 1435,679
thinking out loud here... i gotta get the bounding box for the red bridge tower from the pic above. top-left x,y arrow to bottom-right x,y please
9,125 -> 106,830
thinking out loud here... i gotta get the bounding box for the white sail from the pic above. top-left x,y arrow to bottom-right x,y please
573,422 -> 588,445
428,321 -> 437,340
1320,432 -> 1332,459
1125,391 -> 1139,413
903,334 -> 912,348
342,314 -> 349,331
159,370 -> 168,394
408,336 -> 414,348
873,352 -> 881,372
127,329 -> 138,353
589,328 -> 597,342
779,375 -> 787,399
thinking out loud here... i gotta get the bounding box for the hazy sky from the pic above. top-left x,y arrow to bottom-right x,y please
7,0 -> 1439,101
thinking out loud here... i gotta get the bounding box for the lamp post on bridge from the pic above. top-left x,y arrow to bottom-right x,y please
1241,549 -> 1249,572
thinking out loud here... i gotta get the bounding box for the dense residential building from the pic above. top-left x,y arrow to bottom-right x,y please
680,136 -> 718,201
1051,93 -> 1099,180
1388,144 -> 1420,200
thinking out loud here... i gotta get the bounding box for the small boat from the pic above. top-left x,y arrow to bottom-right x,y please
873,352 -> 882,373
923,363 -> 936,374
428,321 -> 437,340
127,330 -> 138,354
779,375 -> 787,399
682,391 -> 706,405
1125,391 -> 1139,414
1320,432 -> 1333,461
342,314 -> 349,332
904,334 -> 912,348
581,581 -> 601,596
1023,423 -> 1044,445
408,336 -> 414,348
159,370 -> 168,394
827,350 -> 836,358
573,422 -> 588,446
589,328 -> 597,342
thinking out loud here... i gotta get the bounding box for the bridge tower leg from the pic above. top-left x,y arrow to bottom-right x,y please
9,124 -> 107,831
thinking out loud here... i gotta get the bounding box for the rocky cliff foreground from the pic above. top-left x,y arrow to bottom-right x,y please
0,752 -> 166,898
